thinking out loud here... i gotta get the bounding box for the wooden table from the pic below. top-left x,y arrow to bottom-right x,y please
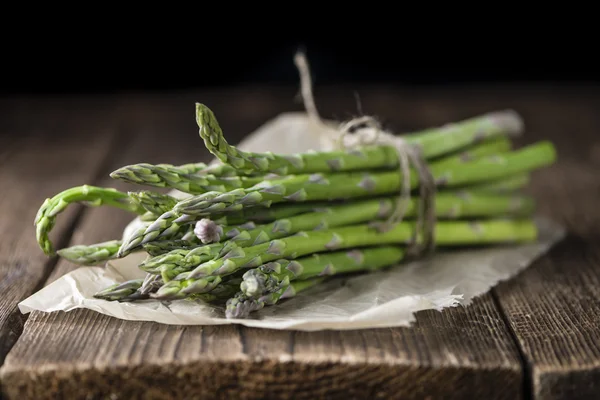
0,85 -> 598,400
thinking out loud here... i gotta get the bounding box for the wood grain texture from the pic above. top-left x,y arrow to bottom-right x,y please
490,91 -> 600,400
0,97 -> 118,369
1,296 -> 521,400
0,89 -> 524,399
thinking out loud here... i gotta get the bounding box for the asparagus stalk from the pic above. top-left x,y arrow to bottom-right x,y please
57,240 -> 123,265
139,273 -> 164,295
153,218 -> 538,299
173,141 -> 555,218
240,246 -> 405,298
35,185 -> 147,255
467,174 -> 530,193
128,191 -> 179,215
225,277 -> 325,319
210,201 -> 331,226
93,274 -> 164,302
196,173 -> 528,227
216,191 -> 534,243
117,140 -> 552,255
142,240 -> 201,256
187,277 -> 243,303
110,137 -> 510,195
93,278 -> 145,302
117,215 -> 197,257
111,164 -> 268,194
151,275 -> 223,299
196,103 -> 523,175
139,191 -> 534,281
432,136 -> 512,166
140,246 -> 220,282
111,162 -> 243,182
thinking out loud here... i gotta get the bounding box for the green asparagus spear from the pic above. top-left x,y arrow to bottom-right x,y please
116,140 -> 552,255
111,136 -> 510,194
431,136 -> 512,166
140,246 -> 221,282
128,191 -> 179,215
117,214 -> 197,257
93,274 -> 166,302
187,277 -> 243,303
139,191 -> 534,281
142,240 -> 201,256
139,273 -> 164,296
466,174 -> 530,193
111,161 -> 244,183
94,278 -> 145,302
241,246 -> 405,298
57,240 -> 123,265
151,274 -> 223,299
111,163 -> 267,194
118,141 -> 553,255
213,174 -> 528,226
225,277 -> 325,319
216,191 -> 534,243
153,218 -> 537,299
173,141 -> 555,217
209,201 -> 331,226
196,103 -> 523,175
35,185 -> 147,255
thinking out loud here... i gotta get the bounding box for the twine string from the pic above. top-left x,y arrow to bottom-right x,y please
293,50 -> 437,257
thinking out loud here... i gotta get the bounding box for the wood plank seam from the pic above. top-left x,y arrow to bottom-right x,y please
492,289 -> 533,400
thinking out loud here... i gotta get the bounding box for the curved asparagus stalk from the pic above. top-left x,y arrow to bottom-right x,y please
225,278 -> 325,319
241,246 -> 405,298
35,185 -> 147,255
173,141 -> 556,218
196,103 -> 523,175
57,240 -> 123,265
153,218 -> 538,299
140,191 -> 534,281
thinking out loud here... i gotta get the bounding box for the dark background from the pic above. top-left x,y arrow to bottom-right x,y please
2,35 -> 599,96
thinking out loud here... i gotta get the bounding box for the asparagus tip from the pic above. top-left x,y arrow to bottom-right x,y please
225,294 -> 263,319
194,219 -> 223,244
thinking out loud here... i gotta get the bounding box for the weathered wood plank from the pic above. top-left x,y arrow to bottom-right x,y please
0,97 -> 119,369
490,94 -> 600,400
1,298 -> 522,400
1,89 -> 524,400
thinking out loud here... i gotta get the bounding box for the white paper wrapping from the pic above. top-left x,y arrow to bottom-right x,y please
19,112 -> 566,331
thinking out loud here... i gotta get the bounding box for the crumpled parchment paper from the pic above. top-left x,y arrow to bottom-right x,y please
18,112 -> 566,331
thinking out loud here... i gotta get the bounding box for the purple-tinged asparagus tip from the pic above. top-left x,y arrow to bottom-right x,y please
194,218 -> 223,244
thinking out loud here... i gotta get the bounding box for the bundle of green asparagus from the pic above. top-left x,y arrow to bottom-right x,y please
34,103 -> 556,319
